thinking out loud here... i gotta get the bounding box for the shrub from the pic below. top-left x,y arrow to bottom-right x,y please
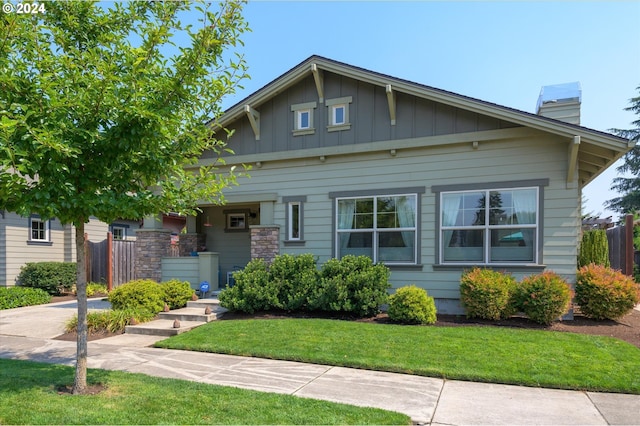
459,268 -> 517,320
316,255 -> 390,317
513,272 -> 572,325
161,279 -> 194,310
387,285 -> 437,325
0,287 -> 51,309
578,230 -> 610,267
576,264 -> 640,320
108,279 -> 165,314
16,262 -> 76,295
218,259 -> 277,314
65,308 -> 156,334
75,282 -> 108,297
269,254 -> 319,311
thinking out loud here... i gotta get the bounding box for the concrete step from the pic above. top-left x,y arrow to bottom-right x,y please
187,298 -> 222,309
158,306 -> 226,323
125,319 -> 206,337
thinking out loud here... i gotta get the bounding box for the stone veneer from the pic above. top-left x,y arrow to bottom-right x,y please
250,225 -> 280,264
134,229 -> 172,282
178,233 -> 207,257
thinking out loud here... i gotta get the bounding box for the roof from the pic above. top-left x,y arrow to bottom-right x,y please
214,55 -> 632,186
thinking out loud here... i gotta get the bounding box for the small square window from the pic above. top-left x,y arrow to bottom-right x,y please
112,227 -> 125,240
291,101 -> 317,136
228,213 -> 246,229
30,217 -> 49,242
332,105 -> 345,125
326,96 -> 352,131
297,110 -> 311,129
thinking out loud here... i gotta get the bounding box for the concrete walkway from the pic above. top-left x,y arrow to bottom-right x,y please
1,299 -> 639,425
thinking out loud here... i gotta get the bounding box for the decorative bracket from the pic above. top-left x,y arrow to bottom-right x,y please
244,105 -> 260,141
567,135 -> 580,183
386,85 -> 396,125
311,64 -> 324,103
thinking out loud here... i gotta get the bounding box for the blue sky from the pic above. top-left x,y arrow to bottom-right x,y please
218,0 -> 640,220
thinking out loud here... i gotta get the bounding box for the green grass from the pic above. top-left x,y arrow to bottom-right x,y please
157,318 -> 640,394
0,358 -> 409,425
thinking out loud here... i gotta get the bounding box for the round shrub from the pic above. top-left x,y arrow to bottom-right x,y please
514,272 -> 572,325
459,268 -> 516,320
161,279 -> 194,310
0,286 -> 51,309
16,262 -> 76,295
108,279 -> 165,314
576,264 -> 640,320
218,259 -> 277,313
269,253 -> 319,311
388,285 -> 437,325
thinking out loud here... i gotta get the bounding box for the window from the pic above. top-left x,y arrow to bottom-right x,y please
291,101 -> 317,136
29,216 -> 49,242
227,213 -> 246,230
336,194 -> 417,264
112,226 -> 125,240
439,187 -> 538,264
284,196 -> 306,244
326,96 -> 352,131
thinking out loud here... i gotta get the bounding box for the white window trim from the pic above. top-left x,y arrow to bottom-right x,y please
287,201 -> 302,241
439,186 -> 539,265
326,96 -> 352,132
112,226 -> 126,240
291,101 -> 317,136
29,216 -> 50,242
335,193 -> 418,265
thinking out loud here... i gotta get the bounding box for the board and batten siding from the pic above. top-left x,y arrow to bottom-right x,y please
207,71 -> 520,160
221,132 -> 579,313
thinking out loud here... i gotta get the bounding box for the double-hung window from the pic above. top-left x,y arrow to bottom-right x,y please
335,194 -> 418,264
439,186 -> 539,264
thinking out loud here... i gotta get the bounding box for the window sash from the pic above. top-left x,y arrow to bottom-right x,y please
440,187 -> 538,264
30,218 -> 48,241
336,194 -> 417,264
297,110 -> 310,129
288,202 -> 301,240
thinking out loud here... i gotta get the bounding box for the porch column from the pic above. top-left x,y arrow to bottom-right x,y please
250,225 -> 280,265
135,215 -> 171,282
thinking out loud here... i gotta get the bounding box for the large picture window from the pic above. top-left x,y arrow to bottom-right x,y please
440,187 -> 538,264
336,194 -> 417,264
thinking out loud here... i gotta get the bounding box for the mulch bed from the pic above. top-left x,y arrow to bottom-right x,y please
50,295 -> 640,348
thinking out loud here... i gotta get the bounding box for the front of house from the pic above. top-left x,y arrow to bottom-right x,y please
161,56 -> 630,314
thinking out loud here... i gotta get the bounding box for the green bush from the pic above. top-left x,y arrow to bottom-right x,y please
0,287 -> 51,309
578,230 -> 610,267
161,279 -> 194,310
316,255 -> 390,317
269,254 -> 319,311
513,272 -> 573,325
218,259 -> 277,314
459,268 -> 517,320
108,279 -> 165,314
387,285 -> 437,325
16,262 -> 76,295
65,308 -> 157,334
219,254 -> 390,317
75,282 -> 108,297
576,264 -> 640,320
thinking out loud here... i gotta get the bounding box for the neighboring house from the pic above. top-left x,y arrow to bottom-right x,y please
177,55 -> 631,314
0,212 -> 109,287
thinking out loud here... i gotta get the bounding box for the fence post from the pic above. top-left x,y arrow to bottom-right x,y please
625,214 -> 634,276
84,233 -> 90,283
107,232 -> 113,291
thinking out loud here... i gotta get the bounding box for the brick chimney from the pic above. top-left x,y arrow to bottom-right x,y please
536,82 -> 581,125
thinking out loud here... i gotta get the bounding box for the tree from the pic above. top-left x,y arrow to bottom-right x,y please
0,1 -> 249,394
605,86 -> 640,214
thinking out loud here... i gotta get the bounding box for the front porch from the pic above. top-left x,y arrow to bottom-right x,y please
134,194 -> 281,289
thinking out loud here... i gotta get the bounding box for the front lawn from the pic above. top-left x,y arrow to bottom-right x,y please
0,358 -> 409,425
156,318 -> 640,394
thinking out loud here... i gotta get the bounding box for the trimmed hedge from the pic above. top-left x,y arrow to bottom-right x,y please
16,262 -> 76,295
576,264 -> 640,320
219,254 -> 390,317
513,272 -> 573,325
0,287 -> 51,309
161,279 -> 195,310
388,285 -> 437,325
459,268 -> 516,320
108,279 -> 165,314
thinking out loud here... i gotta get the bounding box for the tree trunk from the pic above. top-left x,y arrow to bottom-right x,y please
72,220 -> 88,394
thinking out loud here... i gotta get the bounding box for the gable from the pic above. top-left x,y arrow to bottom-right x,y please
209,70 -> 521,159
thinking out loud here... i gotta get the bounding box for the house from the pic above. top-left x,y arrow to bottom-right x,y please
144,56 -> 632,314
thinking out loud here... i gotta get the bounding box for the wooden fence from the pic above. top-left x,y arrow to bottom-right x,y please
605,214 -> 634,275
86,233 -> 135,289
